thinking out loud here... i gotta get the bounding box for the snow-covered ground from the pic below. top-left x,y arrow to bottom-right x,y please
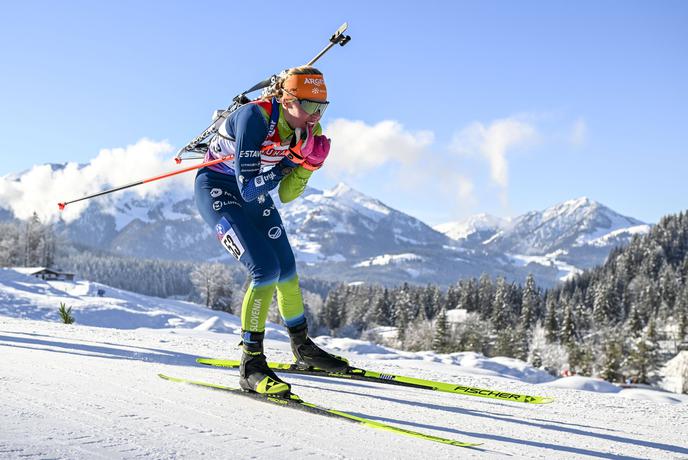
1,269 -> 687,459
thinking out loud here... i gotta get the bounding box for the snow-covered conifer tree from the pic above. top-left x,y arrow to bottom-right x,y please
544,293 -> 558,343
625,319 -> 661,383
560,299 -> 576,345
320,285 -> 346,332
492,277 -> 514,331
519,273 -> 539,331
477,274 -> 494,319
431,307 -> 450,353
371,288 -> 393,326
598,333 -> 624,382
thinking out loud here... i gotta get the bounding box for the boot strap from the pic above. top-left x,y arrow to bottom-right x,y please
241,330 -> 265,353
287,320 -> 308,336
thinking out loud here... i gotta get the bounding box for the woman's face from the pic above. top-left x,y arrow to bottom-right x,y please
282,99 -> 323,130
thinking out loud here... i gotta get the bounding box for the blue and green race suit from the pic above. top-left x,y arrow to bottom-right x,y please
194,98 -> 319,337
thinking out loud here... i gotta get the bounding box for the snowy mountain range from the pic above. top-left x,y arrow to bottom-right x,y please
1,165 -> 650,287
434,197 -> 651,283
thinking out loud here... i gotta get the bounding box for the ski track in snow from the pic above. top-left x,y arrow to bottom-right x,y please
1,318 -> 687,459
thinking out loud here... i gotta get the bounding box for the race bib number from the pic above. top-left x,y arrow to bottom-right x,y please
220,227 -> 245,260
216,217 -> 244,260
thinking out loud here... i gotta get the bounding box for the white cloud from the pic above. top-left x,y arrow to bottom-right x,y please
456,175 -> 475,201
321,117 -> 481,222
393,146 -> 478,215
570,117 -> 587,146
444,173 -> 477,214
320,116 -> 538,221
0,139 -> 180,223
451,117 -> 538,189
323,119 -> 433,176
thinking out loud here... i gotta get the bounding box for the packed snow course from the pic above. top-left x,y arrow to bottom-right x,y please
1,268 -> 687,459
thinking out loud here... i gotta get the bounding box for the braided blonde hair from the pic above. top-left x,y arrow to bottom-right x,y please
260,66 -> 323,101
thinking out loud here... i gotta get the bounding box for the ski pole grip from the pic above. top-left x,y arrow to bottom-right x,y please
307,23 -> 351,66
330,22 -> 351,45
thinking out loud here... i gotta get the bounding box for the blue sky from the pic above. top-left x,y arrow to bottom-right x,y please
1,1 -> 686,225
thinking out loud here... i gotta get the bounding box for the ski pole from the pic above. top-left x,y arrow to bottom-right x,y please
57,154 -> 234,211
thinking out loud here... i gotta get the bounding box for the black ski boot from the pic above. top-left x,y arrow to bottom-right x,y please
288,322 -> 349,373
239,331 -> 291,396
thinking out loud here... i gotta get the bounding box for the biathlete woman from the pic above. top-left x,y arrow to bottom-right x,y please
194,66 -> 348,396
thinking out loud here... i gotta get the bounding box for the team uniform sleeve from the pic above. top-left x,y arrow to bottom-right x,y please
232,105 -> 294,202
278,166 -> 313,203
277,122 -> 324,203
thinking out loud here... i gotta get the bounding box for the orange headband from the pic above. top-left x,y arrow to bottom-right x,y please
282,73 -> 327,101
